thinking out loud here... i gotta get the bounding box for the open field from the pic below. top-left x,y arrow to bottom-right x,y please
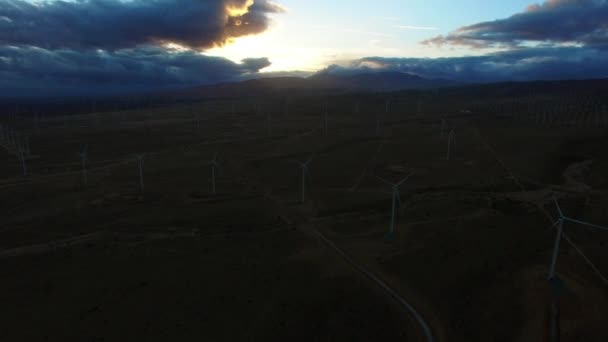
1,84 -> 608,341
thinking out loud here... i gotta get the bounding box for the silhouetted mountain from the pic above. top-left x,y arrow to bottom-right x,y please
179,71 -> 459,99
307,71 -> 459,91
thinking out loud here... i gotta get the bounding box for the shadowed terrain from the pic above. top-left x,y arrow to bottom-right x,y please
1,79 -> 608,341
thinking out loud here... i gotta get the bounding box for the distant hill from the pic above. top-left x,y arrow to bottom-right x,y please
2,78 -> 607,117
307,71 -> 458,91
180,71 -> 459,99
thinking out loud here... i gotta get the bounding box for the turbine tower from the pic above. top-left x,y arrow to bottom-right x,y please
294,157 -> 313,203
377,172 -> 413,237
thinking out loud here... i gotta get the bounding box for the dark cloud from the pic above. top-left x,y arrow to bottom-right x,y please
0,0 -> 284,50
240,57 -> 272,71
423,0 -> 608,49
0,45 -> 271,95
0,0 -> 281,95
318,47 -> 608,82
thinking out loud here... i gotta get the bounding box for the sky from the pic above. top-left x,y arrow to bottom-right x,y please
1,0 -> 608,95
208,0 -> 535,71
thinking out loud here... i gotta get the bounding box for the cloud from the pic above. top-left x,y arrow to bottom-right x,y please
0,0 -> 284,50
423,0 -> 608,49
241,56 -> 272,71
0,0 -> 282,95
317,47 -> 608,82
396,25 -> 438,31
0,45 -> 271,95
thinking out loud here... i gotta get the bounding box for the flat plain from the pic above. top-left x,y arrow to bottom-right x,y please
1,84 -> 608,341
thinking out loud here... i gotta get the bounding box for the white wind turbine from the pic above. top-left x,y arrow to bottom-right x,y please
547,197 -> 608,281
377,172 -> 413,237
293,157 -> 313,203
545,197 -> 608,342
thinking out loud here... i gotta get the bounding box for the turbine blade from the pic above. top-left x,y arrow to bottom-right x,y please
564,217 -> 608,231
376,176 -> 394,187
396,172 -> 414,186
552,196 -> 564,218
546,218 -> 562,232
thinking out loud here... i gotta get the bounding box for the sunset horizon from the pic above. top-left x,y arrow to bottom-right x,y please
1,0 -> 608,96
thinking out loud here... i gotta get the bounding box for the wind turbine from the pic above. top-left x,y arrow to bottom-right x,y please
20,135 -> 30,157
548,197 -> 608,281
208,153 -> 220,195
377,172 -> 413,237
545,196 -> 608,342
79,144 -> 88,186
293,157 -> 313,203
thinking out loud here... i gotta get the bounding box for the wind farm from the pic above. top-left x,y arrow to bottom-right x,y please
2,0 -> 608,340
1,80 -> 608,341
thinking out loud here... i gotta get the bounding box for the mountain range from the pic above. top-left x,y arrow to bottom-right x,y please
181,71 -> 460,99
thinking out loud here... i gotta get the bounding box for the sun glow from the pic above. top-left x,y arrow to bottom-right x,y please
162,42 -> 190,52
226,0 -> 254,17
207,24 -> 329,73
